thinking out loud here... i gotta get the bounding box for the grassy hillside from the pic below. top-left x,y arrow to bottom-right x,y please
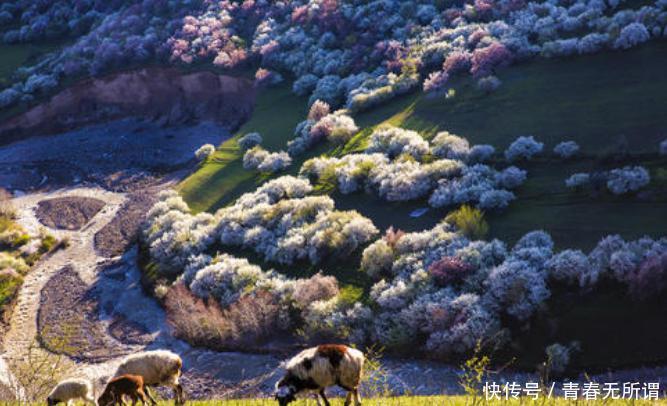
180,42 -> 667,250
178,85 -> 308,213
175,42 -> 667,369
0,43 -> 63,88
373,40 -> 667,250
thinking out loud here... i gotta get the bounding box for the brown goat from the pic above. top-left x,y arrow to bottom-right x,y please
98,374 -> 149,406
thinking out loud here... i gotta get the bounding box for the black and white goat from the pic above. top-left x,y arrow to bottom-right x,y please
275,344 -> 364,406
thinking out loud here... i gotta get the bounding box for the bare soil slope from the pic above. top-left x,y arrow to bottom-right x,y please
0,68 -> 255,143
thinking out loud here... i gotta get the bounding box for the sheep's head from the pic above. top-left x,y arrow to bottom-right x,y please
274,379 -> 296,406
97,391 -> 115,406
46,397 -> 58,406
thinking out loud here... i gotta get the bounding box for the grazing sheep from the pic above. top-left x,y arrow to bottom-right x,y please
47,378 -> 95,406
113,350 -> 184,405
275,344 -> 364,406
98,374 -> 148,406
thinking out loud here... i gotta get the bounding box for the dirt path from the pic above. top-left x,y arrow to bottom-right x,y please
0,186 -> 286,399
2,188 -> 127,376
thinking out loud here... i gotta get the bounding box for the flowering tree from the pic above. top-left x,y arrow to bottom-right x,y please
553,141 -> 580,159
606,166 -> 650,194
238,132 -> 263,150
194,144 -> 215,161
505,136 -> 544,162
243,146 -> 292,173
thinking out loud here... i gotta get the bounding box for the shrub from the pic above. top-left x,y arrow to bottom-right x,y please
214,176 -> 378,265
238,132 -> 263,150
546,249 -> 597,287
468,145 -> 495,163
312,112 -> 359,144
513,230 -> 554,253
38,233 -> 57,254
254,68 -> 283,87
22,74 -> 57,94
606,166 -> 650,194
366,126 -> 429,160
308,100 -> 331,121
293,74 -> 319,96
431,132 -> 470,160
614,22 -> 650,49
443,50 -> 472,75
477,75 -> 501,93
504,136 -> 544,162
165,283 -> 281,350
0,268 -> 22,316
428,256 -> 473,286
194,144 -> 215,160
627,252 -> 667,299
484,259 -> 550,321
545,343 -> 571,375
309,75 -> 342,106
292,272 -> 339,309
553,141 -> 580,158
187,253 -> 267,306
0,88 -> 21,109
445,205 -> 489,240
470,42 -> 512,79
478,190 -> 515,210
347,73 -> 419,113
423,71 -> 449,94
165,283 -> 233,349
243,146 -> 292,173
496,166 -> 527,189
243,146 -> 268,169
424,293 -> 502,356
429,164 -> 507,209
369,160 -> 452,202
361,239 -> 394,278
577,33 -> 609,54
565,172 -> 590,188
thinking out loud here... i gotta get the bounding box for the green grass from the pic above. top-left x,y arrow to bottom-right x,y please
0,43 -> 63,87
0,271 -> 22,307
14,397 -> 667,406
337,41 -> 667,250
178,84 -> 308,213
178,41 -> 667,270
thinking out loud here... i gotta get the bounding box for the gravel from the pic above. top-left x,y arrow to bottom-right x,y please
35,196 -> 105,230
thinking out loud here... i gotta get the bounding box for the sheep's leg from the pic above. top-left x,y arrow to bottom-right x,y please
143,387 -> 158,406
353,389 -> 362,406
318,389 -> 331,406
138,387 -> 148,405
344,391 -> 353,406
84,394 -> 97,406
173,383 -> 185,405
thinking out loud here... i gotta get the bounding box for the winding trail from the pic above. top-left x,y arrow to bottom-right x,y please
1,186 -> 284,399
2,188 -> 127,379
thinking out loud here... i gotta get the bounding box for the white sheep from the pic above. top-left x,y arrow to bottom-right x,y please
47,378 -> 95,406
113,350 -> 184,405
275,344 -> 364,406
